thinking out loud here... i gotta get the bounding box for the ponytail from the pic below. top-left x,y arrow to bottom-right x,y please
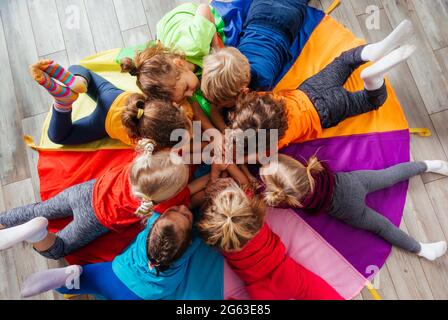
132,138 -> 157,218
120,41 -> 185,101
130,144 -> 190,219
120,57 -> 139,76
260,154 -> 324,209
122,95 -> 190,149
305,156 -> 325,193
198,179 -> 265,251
136,138 -> 156,158
147,219 -> 191,276
122,93 -> 148,141
263,185 -> 302,208
135,198 -> 155,218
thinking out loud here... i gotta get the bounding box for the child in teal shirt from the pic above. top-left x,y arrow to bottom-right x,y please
20,206 -> 224,300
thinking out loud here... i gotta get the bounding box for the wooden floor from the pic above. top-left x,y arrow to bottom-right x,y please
0,0 -> 447,300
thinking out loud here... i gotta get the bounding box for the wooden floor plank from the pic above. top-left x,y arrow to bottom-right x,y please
27,0 -> 65,56
361,264 -> 399,300
400,174 -> 448,299
425,177 -> 448,241
411,0 -> 448,51
2,179 -> 54,300
308,0 -> 323,11
382,0 -> 448,115
0,184 -> 22,300
384,219 -> 434,300
320,0 -> 365,39
357,10 -> 447,184
55,0 -> 96,65
0,14 -> 31,186
84,0 -> 124,52
22,113 -> 48,201
0,0 -> 53,117
141,0 -> 178,37
431,110 -> 448,159
122,25 -> 151,47
435,47 -> 448,82
350,0 -> 383,17
113,0 -> 148,31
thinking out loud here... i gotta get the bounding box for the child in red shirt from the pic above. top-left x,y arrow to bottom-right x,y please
0,139 -> 190,260
197,178 -> 343,300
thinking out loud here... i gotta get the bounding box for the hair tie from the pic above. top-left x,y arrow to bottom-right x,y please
244,188 -> 254,199
140,199 -> 154,212
137,108 -> 144,120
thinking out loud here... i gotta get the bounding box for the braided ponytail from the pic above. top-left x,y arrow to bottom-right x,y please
147,219 -> 191,276
130,141 -> 190,219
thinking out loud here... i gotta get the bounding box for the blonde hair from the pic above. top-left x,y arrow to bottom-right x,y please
197,179 -> 265,252
130,139 -> 190,217
201,47 -> 251,104
260,154 -> 325,208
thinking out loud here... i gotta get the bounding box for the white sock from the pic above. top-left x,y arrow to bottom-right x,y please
361,44 -> 416,91
21,265 -> 83,298
361,19 -> 414,62
418,241 -> 447,261
424,160 -> 448,176
0,217 -> 48,250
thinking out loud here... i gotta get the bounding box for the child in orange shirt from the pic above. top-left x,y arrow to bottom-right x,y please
205,20 -> 415,148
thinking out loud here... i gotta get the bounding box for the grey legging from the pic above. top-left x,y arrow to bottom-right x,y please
0,180 -> 108,260
299,45 -> 388,128
329,162 -> 427,253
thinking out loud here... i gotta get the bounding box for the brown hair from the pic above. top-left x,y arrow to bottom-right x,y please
147,216 -> 192,276
130,139 -> 190,217
201,47 -> 251,104
197,178 -> 265,252
121,93 -> 190,149
120,41 -> 184,101
228,92 -> 288,153
260,154 -> 325,208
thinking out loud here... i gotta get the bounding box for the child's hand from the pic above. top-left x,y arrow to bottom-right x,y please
212,33 -> 224,50
211,162 -> 229,181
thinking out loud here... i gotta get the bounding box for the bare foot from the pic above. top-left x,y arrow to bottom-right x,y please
29,59 -> 53,83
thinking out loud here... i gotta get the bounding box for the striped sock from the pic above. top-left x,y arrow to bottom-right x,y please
38,72 -> 78,112
44,62 -> 87,93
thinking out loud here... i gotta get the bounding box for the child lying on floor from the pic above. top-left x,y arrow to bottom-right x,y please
197,171 -> 343,300
259,155 -> 448,261
119,2 -> 225,120
20,205 -> 199,300
204,20 -> 415,137
30,61 -> 191,146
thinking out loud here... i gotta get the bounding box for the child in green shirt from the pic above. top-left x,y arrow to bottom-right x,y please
117,3 -> 225,121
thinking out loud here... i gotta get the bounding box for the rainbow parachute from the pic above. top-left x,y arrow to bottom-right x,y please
27,0 -> 410,300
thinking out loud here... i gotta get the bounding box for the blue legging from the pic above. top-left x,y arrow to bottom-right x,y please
239,0 -> 308,90
56,262 -> 141,300
48,65 -> 124,145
